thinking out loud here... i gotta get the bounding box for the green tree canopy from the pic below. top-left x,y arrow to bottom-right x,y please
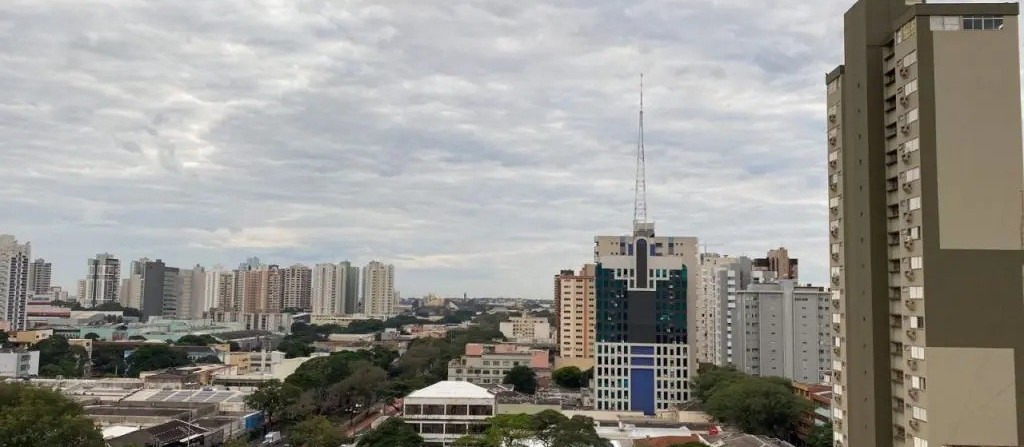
126,344 -> 191,376
176,334 -> 220,346
35,335 -> 87,378
83,332 -> 101,340
289,415 -> 347,447
551,366 -> 586,389
693,364 -> 745,402
278,338 -> 315,359
503,365 -> 538,395
0,382 -> 104,447
344,319 -> 386,334
384,314 -> 430,328
244,379 -> 303,425
356,417 -> 424,447
195,355 -> 222,364
808,422 -> 833,447
704,374 -> 808,439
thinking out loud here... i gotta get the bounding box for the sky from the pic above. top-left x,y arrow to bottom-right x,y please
0,0 -> 992,299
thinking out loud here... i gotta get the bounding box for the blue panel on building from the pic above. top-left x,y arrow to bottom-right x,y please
630,368 -> 655,415
631,346 -> 655,355
631,357 -> 654,366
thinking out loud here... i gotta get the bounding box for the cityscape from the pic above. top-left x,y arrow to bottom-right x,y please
1,1 -> 1022,447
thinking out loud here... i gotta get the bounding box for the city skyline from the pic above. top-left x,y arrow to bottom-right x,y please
6,1 -> 998,300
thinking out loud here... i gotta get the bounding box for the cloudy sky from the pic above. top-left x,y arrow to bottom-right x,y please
1,0 -> 983,299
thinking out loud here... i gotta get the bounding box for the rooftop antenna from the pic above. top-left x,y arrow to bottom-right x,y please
633,74 -> 654,237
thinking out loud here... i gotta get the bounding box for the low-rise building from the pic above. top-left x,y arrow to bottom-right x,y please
139,364 -> 237,389
308,314 -> 371,326
792,381 -> 832,444
9,328 -> 53,344
403,381 -> 495,447
499,316 -> 553,344
0,350 -> 39,377
448,343 -> 549,387
209,311 -> 292,333
403,324 -> 450,339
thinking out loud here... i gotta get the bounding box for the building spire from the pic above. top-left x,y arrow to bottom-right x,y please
633,74 -> 654,237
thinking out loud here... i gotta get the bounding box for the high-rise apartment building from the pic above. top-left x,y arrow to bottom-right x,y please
362,261 -> 395,318
311,262 -> 360,315
554,265 -> 596,370
85,253 -> 120,308
828,2 -> 1024,445
203,267 -> 236,313
239,265 -> 283,313
696,253 -> 738,365
753,247 -> 799,280
731,280 -> 831,384
27,258 -> 51,297
75,279 -> 86,303
178,266 -> 206,319
140,259 -> 175,320
281,264 -> 312,311
0,235 -> 30,330
119,257 -> 149,310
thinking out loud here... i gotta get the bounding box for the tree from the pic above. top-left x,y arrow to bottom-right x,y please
543,415 -> 611,447
278,338 -> 314,359
176,334 -> 219,346
0,382 -> 104,447
329,361 -> 387,411
704,376 -> 808,439
807,422 -> 833,447
357,418 -> 424,447
344,319 -> 385,334
83,332 -> 101,340
195,355 -> 222,364
503,365 -> 538,395
220,438 -> 250,447
384,314 -> 429,328
245,380 -> 302,426
693,364 -> 745,402
551,366 -> 586,389
289,416 -> 347,447
0,331 -> 7,347
128,335 -> 147,341
35,335 -> 87,378
126,344 -> 191,376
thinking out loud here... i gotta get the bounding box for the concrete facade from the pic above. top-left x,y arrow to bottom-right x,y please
0,350 -> 39,378
696,253 -> 738,366
447,343 -> 549,387
0,235 -> 30,331
499,316 -> 552,343
85,253 -> 120,308
311,262 -> 359,315
280,265 -> 311,311
828,2 -> 1024,445
27,258 -> 51,297
362,261 -> 395,319
554,264 -> 595,370
732,280 -> 831,384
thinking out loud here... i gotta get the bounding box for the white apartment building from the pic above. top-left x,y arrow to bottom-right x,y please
202,267 -> 236,313
696,253 -> 738,366
0,235 -> 30,331
85,253 -> 120,308
499,316 -> 552,343
732,280 -> 831,383
27,258 -> 51,297
403,381 -> 495,447
311,262 -> 360,315
362,261 -> 395,318
0,350 -> 39,378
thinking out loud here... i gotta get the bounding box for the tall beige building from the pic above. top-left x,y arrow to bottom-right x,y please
281,264 -> 312,311
553,264 -> 595,370
828,2 -> 1024,446
362,261 -> 395,318
240,266 -> 283,313
696,253 -> 738,365
311,262 -> 360,315
85,253 -> 120,308
0,236 -> 30,330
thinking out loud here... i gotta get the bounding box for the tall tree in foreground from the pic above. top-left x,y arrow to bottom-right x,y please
356,418 -> 424,447
0,382 -> 104,447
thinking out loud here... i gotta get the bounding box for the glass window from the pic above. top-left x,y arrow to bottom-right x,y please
904,137 -> 920,153
912,405 -> 928,421
907,108 -> 919,124
903,50 -> 918,67
904,167 -> 920,182
931,16 -> 961,31
904,79 -> 918,96
910,346 -> 925,359
908,197 -> 921,211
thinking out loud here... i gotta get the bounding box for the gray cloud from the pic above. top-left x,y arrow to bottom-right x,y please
0,0 -> 990,298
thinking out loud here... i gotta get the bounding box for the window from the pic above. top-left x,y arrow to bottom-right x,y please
833,407 -> 845,420
910,316 -> 925,329
904,137 -> 920,154
828,80 -> 839,94
906,108 -> 919,124
930,15 -> 961,31
833,384 -> 843,395
831,266 -> 842,277
903,167 -> 920,182
910,256 -> 923,269
910,346 -> 925,360
908,286 -> 924,299
902,50 -> 918,67
832,313 -> 841,324
896,19 -> 917,44
912,405 -> 928,421
830,219 -> 840,231
833,360 -> 843,371
963,15 -> 1004,30
834,336 -> 842,347
908,197 -> 921,211
907,226 -> 921,240
828,150 -> 839,162
904,79 -> 918,96
913,436 -> 929,447
911,375 -> 927,390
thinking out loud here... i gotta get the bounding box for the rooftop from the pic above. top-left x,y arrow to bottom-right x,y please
407,381 -> 495,400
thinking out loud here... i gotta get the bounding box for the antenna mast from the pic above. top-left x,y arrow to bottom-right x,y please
633,74 -> 653,237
